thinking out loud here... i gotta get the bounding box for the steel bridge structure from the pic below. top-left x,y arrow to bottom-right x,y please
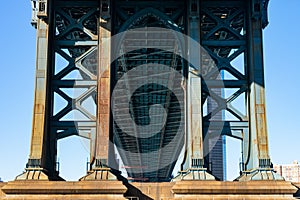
18,0 -> 282,183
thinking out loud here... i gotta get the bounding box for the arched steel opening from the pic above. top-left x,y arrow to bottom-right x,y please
111,7 -> 186,182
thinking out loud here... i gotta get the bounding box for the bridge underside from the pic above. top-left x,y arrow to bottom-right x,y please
112,10 -> 186,182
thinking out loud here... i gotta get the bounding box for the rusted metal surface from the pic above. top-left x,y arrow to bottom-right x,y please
246,0 -> 270,170
189,0 -> 203,165
95,16 -> 112,166
81,0 -> 118,180
176,0 -> 214,181
29,19 -> 48,161
16,17 -> 51,180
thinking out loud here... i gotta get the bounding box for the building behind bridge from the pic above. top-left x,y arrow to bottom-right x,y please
274,161 -> 300,182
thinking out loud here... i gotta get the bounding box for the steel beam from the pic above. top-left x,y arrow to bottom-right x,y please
236,0 -> 283,181
17,5 -> 56,180
175,0 -> 214,181
80,0 -> 118,181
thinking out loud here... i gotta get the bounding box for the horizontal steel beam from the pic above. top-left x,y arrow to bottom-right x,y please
52,121 -> 96,128
204,80 -> 247,88
52,80 -> 97,88
204,121 -> 248,130
55,1 -> 99,7
202,40 -> 246,47
116,1 -> 184,7
55,40 -> 98,47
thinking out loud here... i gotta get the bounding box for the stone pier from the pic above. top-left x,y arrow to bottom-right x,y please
1,181 -> 299,200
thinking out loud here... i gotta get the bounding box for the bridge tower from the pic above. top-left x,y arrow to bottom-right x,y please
16,0 -> 281,182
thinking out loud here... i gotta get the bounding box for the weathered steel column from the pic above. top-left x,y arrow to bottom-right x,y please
238,0 -> 282,180
175,0 -> 214,180
16,0 -> 57,180
81,0 -> 117,180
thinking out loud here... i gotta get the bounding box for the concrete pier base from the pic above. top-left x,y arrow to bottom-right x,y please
0,181 -> 127,200
0,180 -> 299,200
172,181 -> 297,200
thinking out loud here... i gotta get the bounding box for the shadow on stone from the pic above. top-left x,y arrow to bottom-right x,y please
112,169 -> 153,200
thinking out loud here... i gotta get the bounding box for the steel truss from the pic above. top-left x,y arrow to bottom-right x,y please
18,0 -> 281,182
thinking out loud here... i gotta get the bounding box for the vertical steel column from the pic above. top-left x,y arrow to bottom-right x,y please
95,2 -> 111,168
247,0 -> 269,170
17,0 -> 56,180
237,0 -> 283,180
81,0 -> 117,180
189,0 -> 203,169
175,0 -> 214,180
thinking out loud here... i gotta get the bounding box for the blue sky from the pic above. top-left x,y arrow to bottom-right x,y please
0,1 -> 299,181
264,1 -> 300,165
